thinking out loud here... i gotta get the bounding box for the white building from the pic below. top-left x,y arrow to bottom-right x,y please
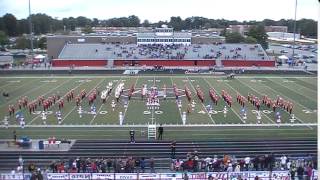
267,32 -> 301,41
137,25 -> 191,45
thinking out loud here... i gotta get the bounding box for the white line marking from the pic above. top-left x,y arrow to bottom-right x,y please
1,123 -> 316,128
268,78 -> 316,102
61,79 -> 105,124
121,77 -> 139,124
28,79 -> 78,125
240,79 -> 312,129
204,78 -> 246,124
223,79 -> 274,124
186,77 -> 215,124
0,79 -> 45,108
170,76 -> 184,124
90,77 -> 124,125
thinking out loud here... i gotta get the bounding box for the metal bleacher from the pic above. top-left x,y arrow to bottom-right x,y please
58,43 -> 270,60
0,139 -> 316,172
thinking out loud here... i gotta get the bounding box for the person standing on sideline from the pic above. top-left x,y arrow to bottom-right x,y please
13,130 -> 16,142
158,124 -> 164,140
171,141 -> 176,159
130,130 -> 135,143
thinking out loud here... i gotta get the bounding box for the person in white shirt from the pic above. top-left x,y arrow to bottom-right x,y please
280,155 -> 287,170
244,156 -> 250,171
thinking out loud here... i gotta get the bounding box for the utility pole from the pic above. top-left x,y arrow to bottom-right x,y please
28,0 -> 34,57
292,0 -> 297,66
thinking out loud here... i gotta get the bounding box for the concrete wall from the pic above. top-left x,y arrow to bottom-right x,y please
52,59 -> 275,67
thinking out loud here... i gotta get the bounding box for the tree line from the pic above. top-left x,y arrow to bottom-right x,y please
0,13 -> 317,37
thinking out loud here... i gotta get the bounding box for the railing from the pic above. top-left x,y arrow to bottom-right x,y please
0,170 -> 318,180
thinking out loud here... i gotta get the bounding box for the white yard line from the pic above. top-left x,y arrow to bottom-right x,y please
60,79 -> 105,124
27,79 -> 81,125
224,80 -> 275,124
151,76 -> 156,124
239,79 -> 312,129
0,79 -> 47,108
203,78 -> 246,124
186,77 -> 216,124
90,77 -> 124,125
267,78 -> 316,102
170,76 -> 184,124
2,123 -> 316,128
257,81 -> 311,110
122,77 -> 139,122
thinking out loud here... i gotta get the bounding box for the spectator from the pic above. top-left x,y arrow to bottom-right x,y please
157,124 -> 163,140
140,157 -> 146,173
129,130 -> 135,143
171,141 -> 176,159
281,155 -> 287,170
107,158 -> 112,173
13,130 -> 16,142
297,165 -> 304,180
149,158 -> 155,173
244,156 -> 250,171
306,165 -> 313,180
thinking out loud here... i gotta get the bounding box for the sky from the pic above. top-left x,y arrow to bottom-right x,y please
0,0 -> 318,22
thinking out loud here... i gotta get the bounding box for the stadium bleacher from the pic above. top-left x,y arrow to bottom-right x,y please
58,43 -> 270,60
0,139 -> 316,172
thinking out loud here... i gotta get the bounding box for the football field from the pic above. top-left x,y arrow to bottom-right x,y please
0,75 -> 317,140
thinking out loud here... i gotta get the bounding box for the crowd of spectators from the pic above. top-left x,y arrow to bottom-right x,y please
171,152 -> 317,179
47,156 -> 155,173
11,153 -> 316,180
61,43 -> 269,61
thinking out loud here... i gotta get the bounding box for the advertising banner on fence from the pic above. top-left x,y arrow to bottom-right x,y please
230,172 -> 250,180
270,171 -> 290,180
138,173 -> 161,180
47,173 -> 69,180
0,173 -> 24,180
184,172 -> 207,180
206,172 -> 229,180
312,170 -> 318,180
114,173 -> 137,180
91,173 -> 114,180
69,173 -> 91,180
158,173 -> 183,180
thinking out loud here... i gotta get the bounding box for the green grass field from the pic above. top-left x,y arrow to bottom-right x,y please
0,75 -> 317,140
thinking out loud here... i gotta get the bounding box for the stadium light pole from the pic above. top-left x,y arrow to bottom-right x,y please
28,0 -> 34,57
291,0 -> 297,66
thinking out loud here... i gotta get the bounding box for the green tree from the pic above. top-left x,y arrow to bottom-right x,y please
247,24 -> 268,49
15,36 -> 28,49
3,13 -> 17,36
244,36 -> 257,44
0,18 -> 5,32
142,20 -> 150,27
225,32 -> 244,43
169,16 -> 183,31
38,37 -> 46,49
76,16 -> 91,27
297,19 -> 317,37
0,31 -> 9,47
82,26 -> 93,34
128,15 -> 140,27
91,18 -> 99,27
17,19 -> 29,35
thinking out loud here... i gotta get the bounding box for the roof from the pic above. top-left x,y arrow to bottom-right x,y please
0,56 -> 13,65
137,32 -> 192,38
